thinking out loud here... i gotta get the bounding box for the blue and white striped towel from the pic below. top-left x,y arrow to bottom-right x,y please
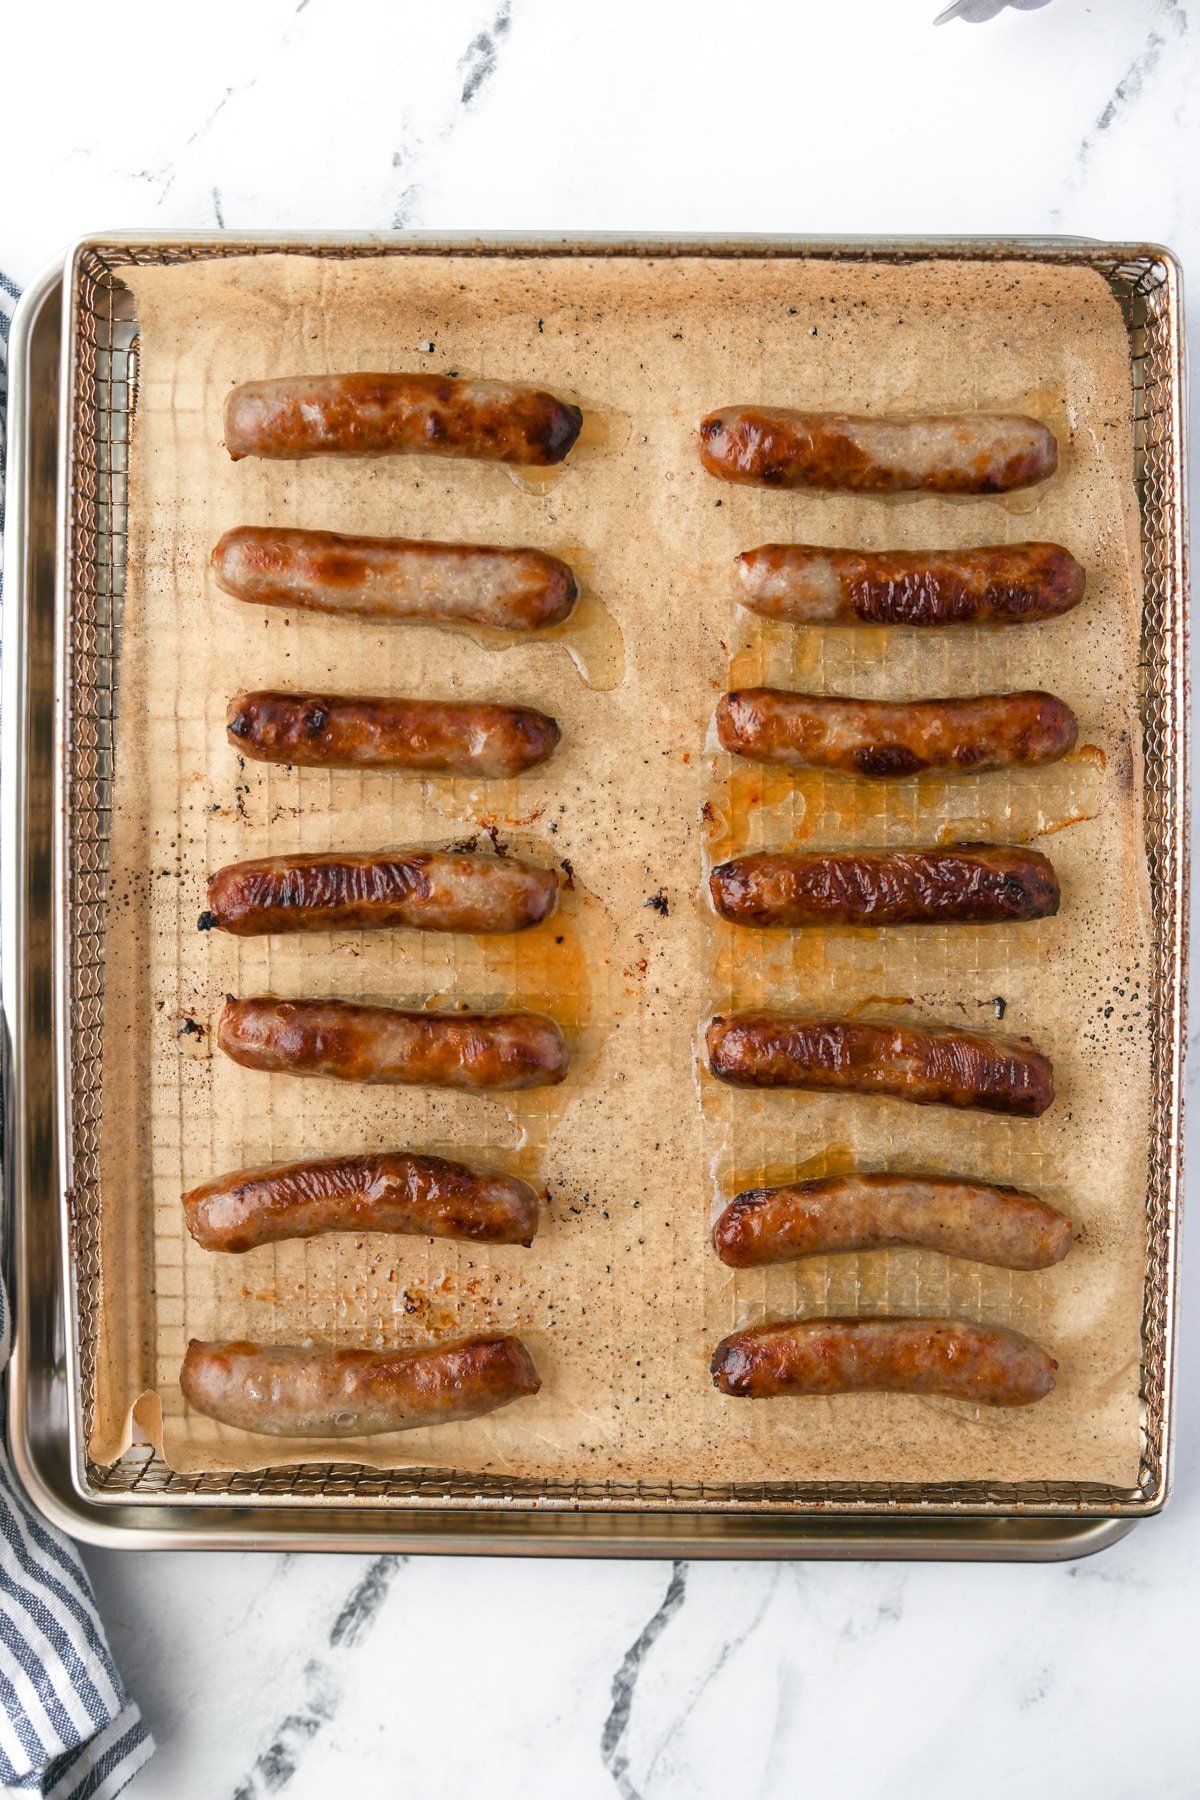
1,272 -> 154,1798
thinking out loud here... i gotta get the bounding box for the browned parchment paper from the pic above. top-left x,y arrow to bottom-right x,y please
90,254 -> 1150,1485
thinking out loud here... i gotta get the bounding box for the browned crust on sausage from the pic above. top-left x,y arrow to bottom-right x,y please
705,1014 -> 1053,1116
716,689 -> 1078,777
218,997 -> 569,1092
698,410 -> 1058,493
710,1317 -> 1057,1405
181,1335 -> 542,1437
212,528 -> 579,631
709,845 -> 1059,928
227,691 -> 562,778
224,373 -> 583,466
184,1152 -> 541,1253
713,1174 -> 1073,1271
734,544 -> 1085,626
201,850 -> 559,937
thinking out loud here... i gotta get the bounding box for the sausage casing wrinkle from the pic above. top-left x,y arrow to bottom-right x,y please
201,849 -> 559,936
713,1174 -> 1073,1271
184,1152 -> 541,1253
227,691 -> 561,778
213,527 -> 578,631
225,373 -> 583,465
709,845 -> 1059,928
699,410 -> 1058,493
715,689 -> 1078,777
181,1335 -> 542,1436
734,543 -> 1085,627
219,997 -> 569,1092
710,1317 -> 1057,1405
705,1014 -> 1053,1115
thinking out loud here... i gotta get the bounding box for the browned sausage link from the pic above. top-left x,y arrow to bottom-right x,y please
709,845 -> 1059,929
219,997 -> 569,1092
228,691 -> 561,778
200,850 -> 559,937
180,1335 -> 541,1437
184,1151 -> 540,1252
735,543 -> 1085,627
713,1174 -> 1072,1271
698,410 -> 1058,493
710,1318 -> 1056,1406
705,1014 -> 1053,1116
225,373 -> 583,466
212,528 -> 578,631
716,689 -> 1078,777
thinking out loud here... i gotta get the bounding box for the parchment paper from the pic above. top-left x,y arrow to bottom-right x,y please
90,254 -> 1150,1485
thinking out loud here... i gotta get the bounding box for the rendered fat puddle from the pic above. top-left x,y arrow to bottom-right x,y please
445,586 -> 625,692
702,748 -> 1106,860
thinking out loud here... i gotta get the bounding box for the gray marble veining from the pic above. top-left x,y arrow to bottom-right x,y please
3,0 -> 1196,1793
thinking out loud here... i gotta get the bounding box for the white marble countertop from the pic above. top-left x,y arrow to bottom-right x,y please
4,2 -> 1197,1795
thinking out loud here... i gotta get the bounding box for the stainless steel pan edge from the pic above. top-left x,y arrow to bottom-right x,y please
3,236 -> 1184,1554
3,257 -> 76,1531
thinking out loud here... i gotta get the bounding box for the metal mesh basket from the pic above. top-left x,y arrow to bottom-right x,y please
60,238 -> 1187,1515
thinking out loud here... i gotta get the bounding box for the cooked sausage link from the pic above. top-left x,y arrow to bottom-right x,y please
200,850 -> 559,937
716,689 -> 1078,777
219,997 -> 569,1092
705,1014 -> 1053,1116
710,1317 -> 1057,1405
698,410 -> 1058,493
713,1174 -> 1072,1271
734,543 -> 1085,627
227,691 -> 561,778
212,528 -> 578,631
224,373 -> 583,466
184,1152 -> 541,1253
709,845 -> 1059,929
181,1335 -> 542,1437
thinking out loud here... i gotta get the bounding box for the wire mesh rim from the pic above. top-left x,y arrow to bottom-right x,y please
61,237 -> 1186,1515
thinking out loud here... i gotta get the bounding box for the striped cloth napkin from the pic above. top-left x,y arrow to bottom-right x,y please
1,272 -> 154,1798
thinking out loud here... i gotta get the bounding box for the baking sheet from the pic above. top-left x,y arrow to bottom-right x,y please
89,253 -> 1150,1485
